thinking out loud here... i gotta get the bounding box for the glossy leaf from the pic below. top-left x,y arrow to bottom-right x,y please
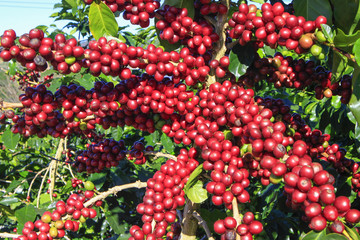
334,29 -> 360,49
345,225 -> 360,240
321,24 -> 335,43
0,197 -> 19,206
15,205 -> 37,233
88,172 -> 107,190
300,229 -> 326,240
186,180 -> 208,204
349,67 -> 360,126
1,127 -> 20,150
198,208 -> 227,233
0,205 -> 16,221
293,0 -> 333,25
229,44 -> 256,78
331,51 -> 348,83
322,233 -> 348,240
106,206 -> 126,235
330,0 -> 360,34
354,38 -> 360,66
63,0 -> 77,9
111,126 -> 123,141
144,130 -> 160,145
89,2 -> 118,40
184,164 -> 203,193
160,133 -> 174,153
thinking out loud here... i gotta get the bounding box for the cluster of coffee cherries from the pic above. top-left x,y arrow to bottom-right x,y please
197,0 -> 228,16
0,108 -> 16,124
283,160 -> 360,232
238,52 -> 352,104
209,56 -> 231,79
1,27 -> 218,87
156,5 -> 220,56
74,138 -> 157,172
228,3 -> 326,53
71,178 -> 83,188
165,222 -> 181,240
13,84 -> 95,138
128,141 -> 154,165
14,181 -> 101,240
7,79 -> 360,238
214,214 -> 263,240
10,70 -> 54,91
320,145 -> 360,197
10,73 -> 201,138
155,80 -> 359,235
74,138 -> 126,173
83,0 -> 160,28
129,148 -> 199,240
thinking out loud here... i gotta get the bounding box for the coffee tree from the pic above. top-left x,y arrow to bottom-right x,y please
1,0 -> 360,239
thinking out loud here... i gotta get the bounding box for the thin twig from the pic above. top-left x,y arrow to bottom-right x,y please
0,233 -> 20,239
67,164 -> 75,179
27,168 -> 47,199
192,211 -> 215,240
56,172 -> 67,185
144,151 -> 177,161
84,181 -> 147,208
49,139 -> 65,202
0,179 -> 12,183
36,166 -> 51,208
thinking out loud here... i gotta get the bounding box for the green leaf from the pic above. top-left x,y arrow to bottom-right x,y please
33,194 -> 51,208
89,2 -> 118,40
77,73 -> 96,90
0,197 -> 19,206
111,126 -> 123,141
160,133 -> 174,153
300,229 -> 326,240
186,180 -> 208,203
144,130 -> 160,145
345,225 -> 360,240
88,172 -> 107,190
184,164 -> 203,193
1,127 -> 20,150
322,233 -> 348,240
63,0 -> 77,9
198,208 -> 227,233
15,205 -> 37,233
349,66 -> 360,126
250,0 -> 265,3
229,44 -> 256,78
330,0 -> 360,34
8,61 -> 17,75
6,180 -> 22,192
0,205 -> 16,221
106,206 -> 127,235
293,0 -> 333,26
354,38 -> 360,66
321,24 -> 334,43
331,51 -> 348,83
334,29 -> 360,48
